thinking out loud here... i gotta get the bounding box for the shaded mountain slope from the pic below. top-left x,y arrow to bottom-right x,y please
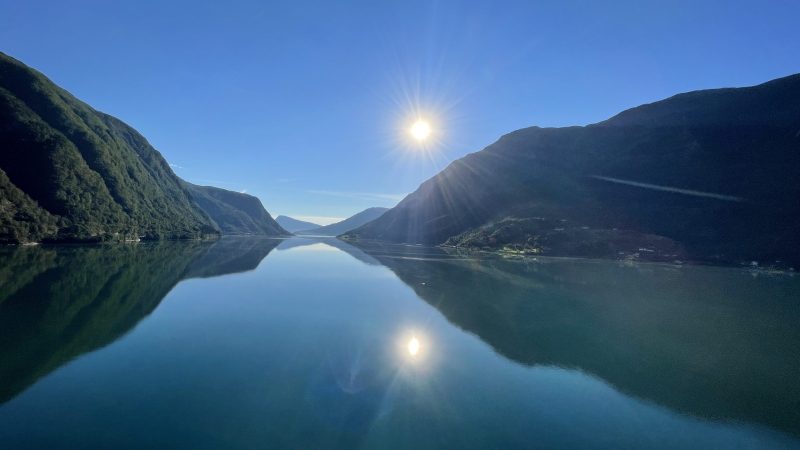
347,74 -> 800,265
0,51 -> 221,242
297,207 -> 388,236
183,182 -> 288,236
0,168 -> 58,242
275,215 -> 320,233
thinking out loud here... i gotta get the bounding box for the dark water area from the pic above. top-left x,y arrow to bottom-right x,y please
0,237 -> 798,449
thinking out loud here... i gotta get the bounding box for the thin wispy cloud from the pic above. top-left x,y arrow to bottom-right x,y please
169,163 -> 185,170
308,190 -> 407,203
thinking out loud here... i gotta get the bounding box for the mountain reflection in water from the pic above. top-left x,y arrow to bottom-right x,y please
348,240 -> 800,436
0,236 -> 798,449
0,237 -> 281,403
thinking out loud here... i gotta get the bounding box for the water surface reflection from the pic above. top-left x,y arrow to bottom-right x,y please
0,237 -> 280,403
0,237 -> 798,449
349,240 -> 800,436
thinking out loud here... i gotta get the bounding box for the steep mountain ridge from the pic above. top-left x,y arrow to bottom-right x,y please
346,74 -> 800,265
183,183 -> 288,236
0,51 -> 284,242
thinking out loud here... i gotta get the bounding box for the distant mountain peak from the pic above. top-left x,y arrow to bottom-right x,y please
275,215 -> 321,233
297,207 -> 389,236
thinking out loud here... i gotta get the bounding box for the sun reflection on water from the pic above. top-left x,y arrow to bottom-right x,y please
398,330 -> 430,365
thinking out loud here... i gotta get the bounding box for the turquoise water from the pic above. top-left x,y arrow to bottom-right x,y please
0,237 -> 798,449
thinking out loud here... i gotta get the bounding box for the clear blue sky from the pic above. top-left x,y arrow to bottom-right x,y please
2,0 -> 799,223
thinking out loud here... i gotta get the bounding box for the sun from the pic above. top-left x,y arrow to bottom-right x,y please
410,119 -> 432,141
407,336 -> 421,356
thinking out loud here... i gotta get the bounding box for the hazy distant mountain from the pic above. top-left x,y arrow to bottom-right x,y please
346,74 -> 800,266
184,183 -> 288,236
297,207 -> 388,236
275,215 -> 320,233
0,51 -> 285,242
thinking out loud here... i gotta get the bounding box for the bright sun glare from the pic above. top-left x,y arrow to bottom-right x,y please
407,336 -> 421,356
410,119 -> 432,141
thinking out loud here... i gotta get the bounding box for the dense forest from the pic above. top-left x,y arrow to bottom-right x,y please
0,52 -> 285,243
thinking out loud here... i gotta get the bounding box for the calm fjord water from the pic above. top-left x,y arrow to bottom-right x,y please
0,237 -> 798,449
